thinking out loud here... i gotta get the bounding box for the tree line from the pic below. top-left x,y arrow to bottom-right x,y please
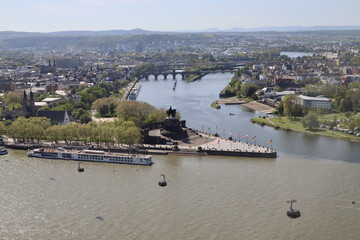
0,100 -> 175,145
2,117 -> 141,146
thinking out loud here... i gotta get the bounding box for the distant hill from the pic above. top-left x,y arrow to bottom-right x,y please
48,28 -> 156,36
213,25 -> 360,32
1,27 -> 360,50
0,28 -> 157,40
0,31 -> 45,40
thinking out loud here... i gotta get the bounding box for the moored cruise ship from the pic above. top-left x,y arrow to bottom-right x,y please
128,83 -> 141,100
27,148 -> 153,166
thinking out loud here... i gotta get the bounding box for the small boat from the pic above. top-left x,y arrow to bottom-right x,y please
0,147 -> 8,155
286,199 -> 301,219
78,162 -> 84,172
229,113 -> 235,116
158,174 -> 167,187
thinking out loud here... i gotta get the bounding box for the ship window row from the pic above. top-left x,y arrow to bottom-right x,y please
78,154 -> 104,160
62,153 -> 72,158
41,152 -> 59,157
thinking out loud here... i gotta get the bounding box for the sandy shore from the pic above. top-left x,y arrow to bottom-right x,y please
242,101 -> 275,114
218,97 -> 275,114
217,97 -> 246,105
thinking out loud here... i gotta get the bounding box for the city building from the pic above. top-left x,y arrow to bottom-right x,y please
298,95 -> 332,110
36,110 -> 70,125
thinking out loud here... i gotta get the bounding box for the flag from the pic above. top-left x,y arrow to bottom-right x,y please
243,134 -> 248,138
217,139 -> 220,144
269,139 -> 272,144
252,136 -> 256,140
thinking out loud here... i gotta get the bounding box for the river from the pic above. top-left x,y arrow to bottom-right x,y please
280,51 -> 314,58
1,73 -> 360,239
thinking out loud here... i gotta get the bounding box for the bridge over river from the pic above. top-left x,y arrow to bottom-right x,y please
143,62 -> 248,80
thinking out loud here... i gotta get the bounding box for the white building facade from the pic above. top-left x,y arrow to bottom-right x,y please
299,95 -> 332,110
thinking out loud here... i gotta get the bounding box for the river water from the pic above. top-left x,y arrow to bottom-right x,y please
1,73 -> 360,239
280,51 -> 314,58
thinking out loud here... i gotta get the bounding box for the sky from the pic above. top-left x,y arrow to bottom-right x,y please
0,0 -> 359,32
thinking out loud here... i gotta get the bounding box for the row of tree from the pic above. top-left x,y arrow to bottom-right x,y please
3,117 -> 141,145
0,100 -> 175,145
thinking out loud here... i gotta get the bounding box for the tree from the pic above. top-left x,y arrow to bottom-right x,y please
302,112 -> 319,130
0,122 -> 6,135
99,104 -> 109,116
3,91 -> 22,105
45,125 -> 62,143
80,113 -> 92,124
116,101 -> 157,123
277,101 -> 284,115
283,94 -> 302,119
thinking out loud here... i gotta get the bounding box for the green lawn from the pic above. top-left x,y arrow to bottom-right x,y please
317,112 -> 348,122
251,114 -> 360,142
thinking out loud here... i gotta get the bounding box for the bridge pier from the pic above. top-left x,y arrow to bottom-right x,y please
154,75 -> 158,80
172,74 -> 176,79
163,74 -> 167,80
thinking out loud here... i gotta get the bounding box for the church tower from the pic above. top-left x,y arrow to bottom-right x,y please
29,90 -> 35,107
22,90 -> 28,106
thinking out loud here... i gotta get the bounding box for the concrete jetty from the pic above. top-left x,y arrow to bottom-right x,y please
140,127 -> 276,158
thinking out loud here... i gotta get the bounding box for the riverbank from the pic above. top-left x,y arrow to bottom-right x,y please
251,116 -> 360,142
2,127 -> 277,158
242,101 -> 275,114
216,97 -> 275,114
187,73 -> 208,82
210,101 -> 221,109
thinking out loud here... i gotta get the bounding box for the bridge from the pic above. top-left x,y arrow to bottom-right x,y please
143,61 -> 248,80
144,70 -> 203,80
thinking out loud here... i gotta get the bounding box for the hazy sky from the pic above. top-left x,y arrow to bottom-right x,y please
0,0 -> 359,32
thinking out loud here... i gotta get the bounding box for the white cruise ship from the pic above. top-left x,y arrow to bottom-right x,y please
27,148 -> 152,166
128,83 -> 141,100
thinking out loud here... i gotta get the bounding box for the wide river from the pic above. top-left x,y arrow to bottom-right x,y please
1,73 -> 360,239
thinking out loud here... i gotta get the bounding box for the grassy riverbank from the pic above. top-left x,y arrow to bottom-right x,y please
251,115 -> 360,142
187,73 -> 207,82
210,101 -> 221,109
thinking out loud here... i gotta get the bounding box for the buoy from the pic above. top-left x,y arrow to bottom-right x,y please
286,199 -> 301,219
158,174 -> 167,187
78,162 -> 84,172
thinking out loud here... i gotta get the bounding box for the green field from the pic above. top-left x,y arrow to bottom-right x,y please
251,115 -> 360,142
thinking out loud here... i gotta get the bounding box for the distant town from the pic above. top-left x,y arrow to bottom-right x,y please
0,30 -> 359,144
